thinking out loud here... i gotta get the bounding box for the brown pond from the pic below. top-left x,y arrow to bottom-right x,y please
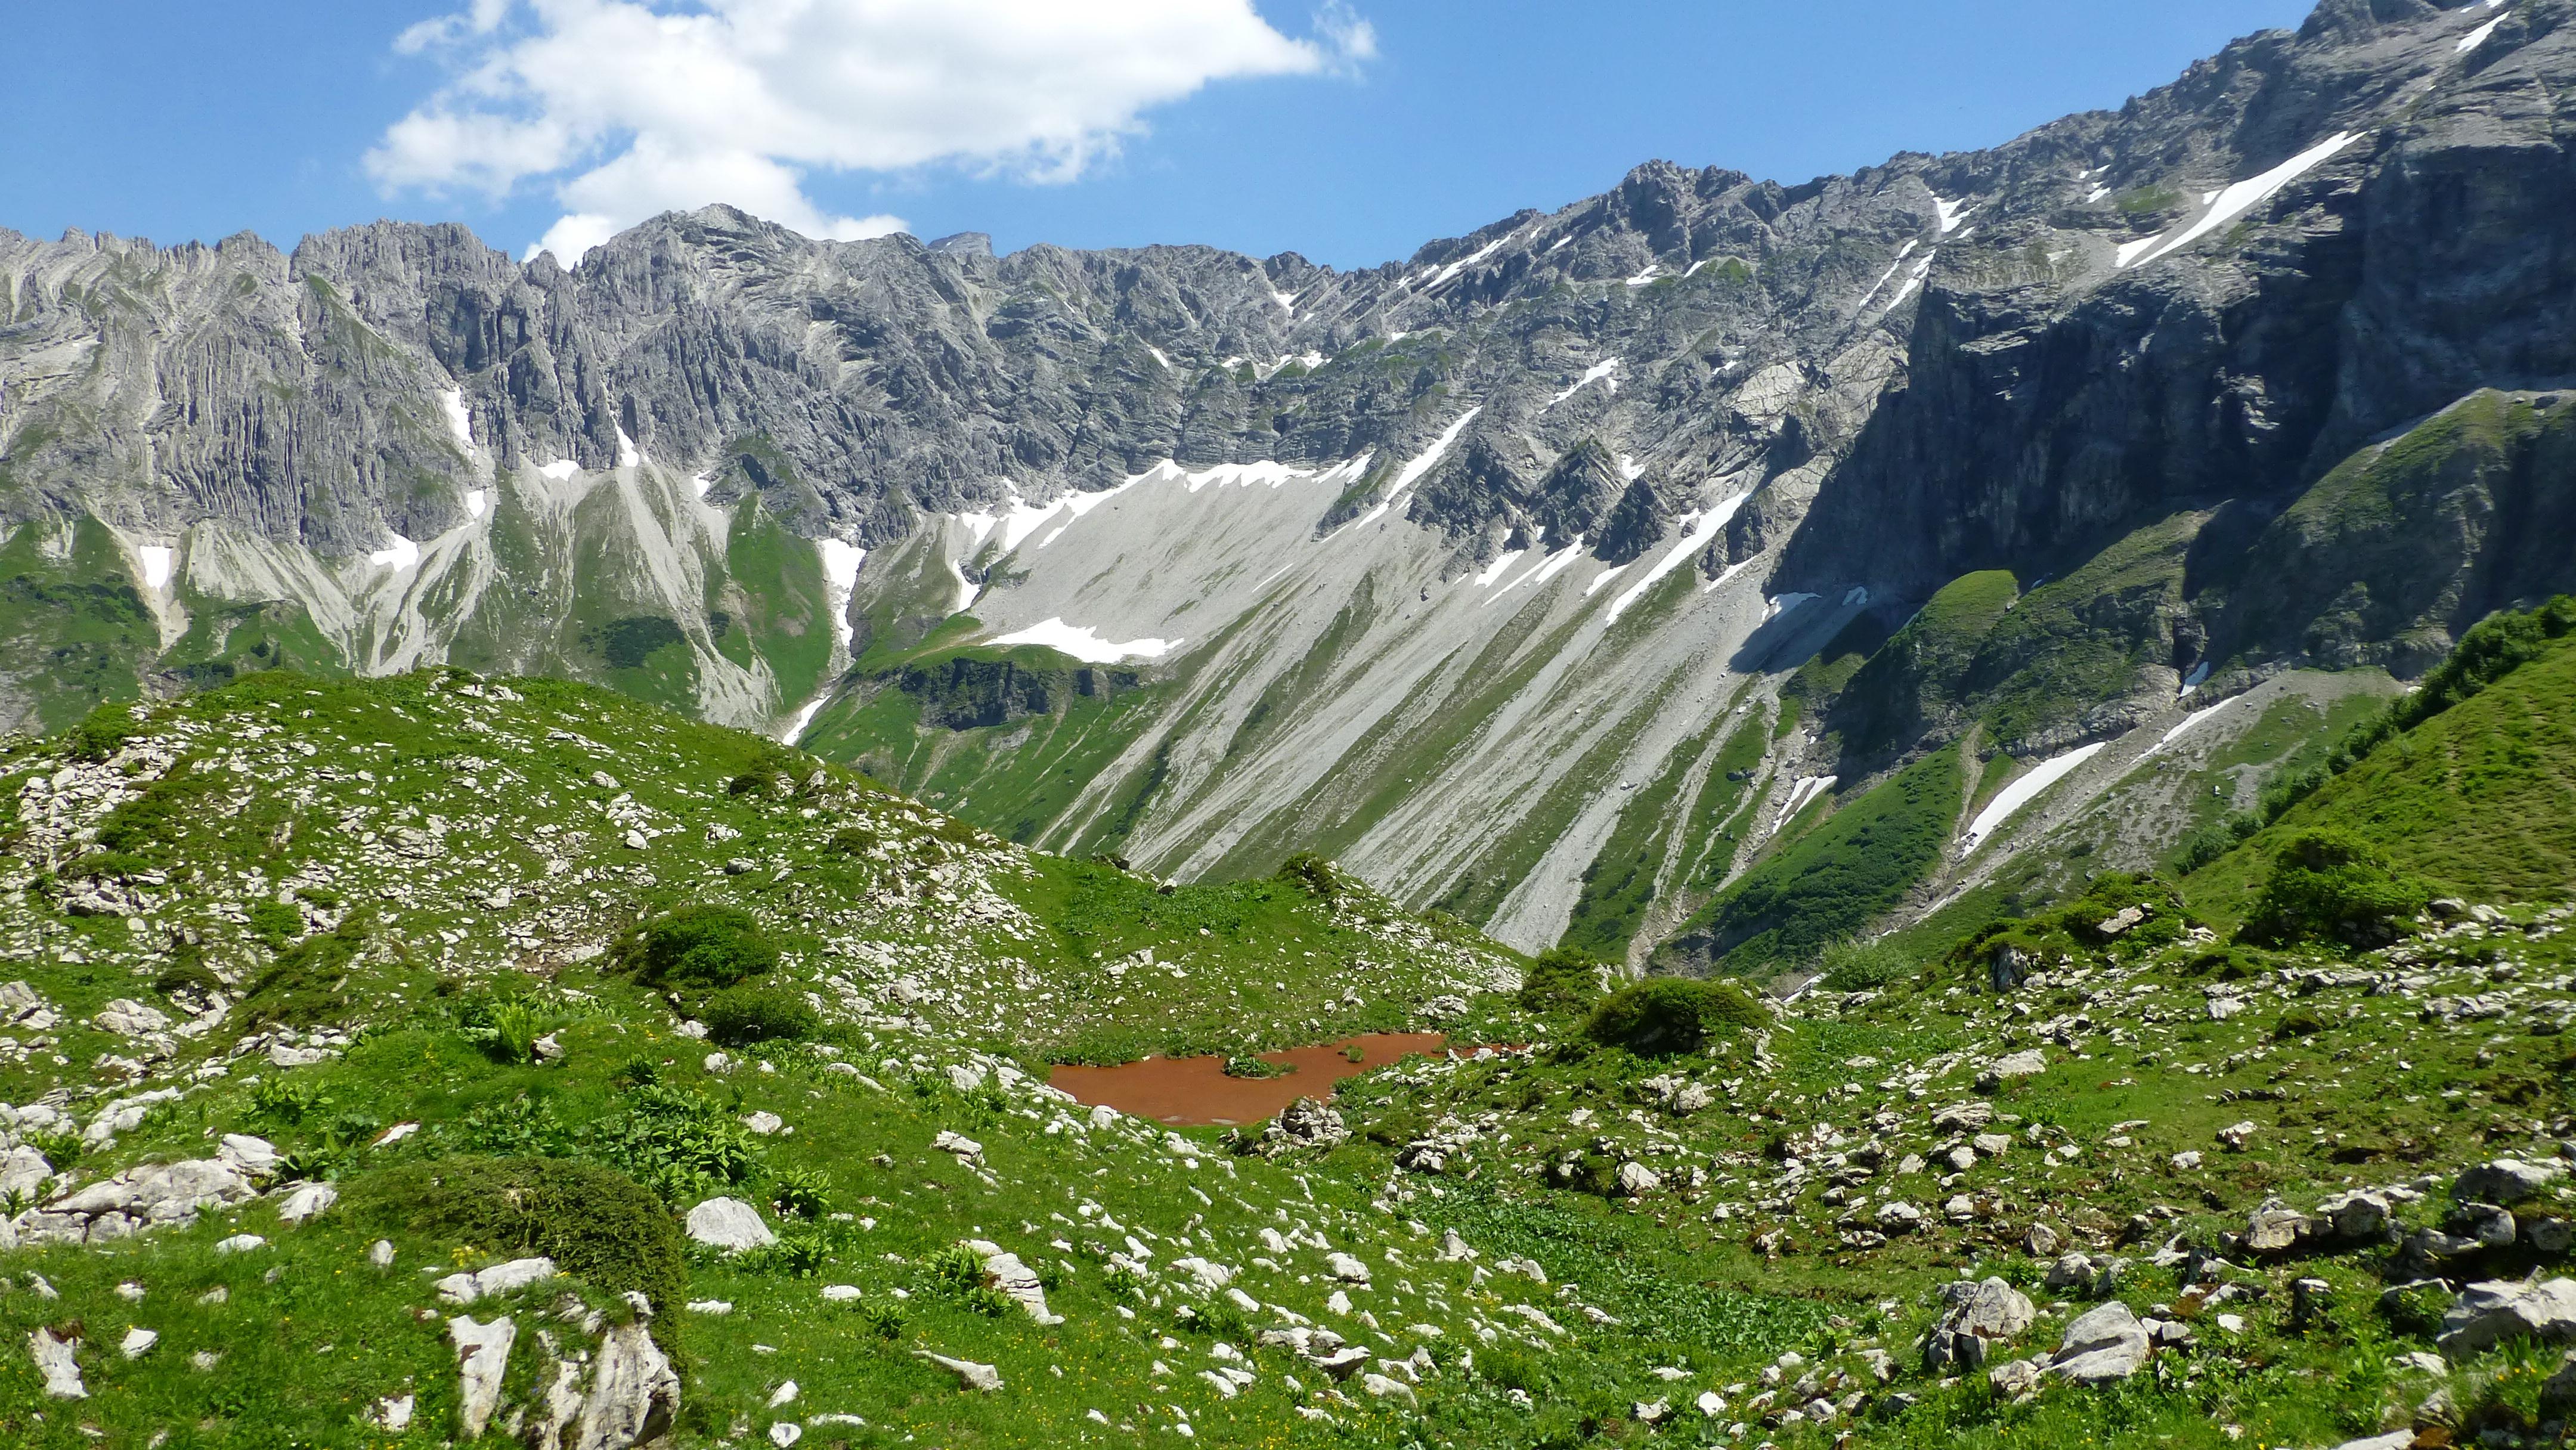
1048,1033 -> 1453,1126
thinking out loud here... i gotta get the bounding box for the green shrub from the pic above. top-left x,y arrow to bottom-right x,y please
2274,1009 -> 2329,1040
702,985 -> 818,1046
151,956 -> 223,1005
2240,831 -> 2431,948
252,1076 -> 326,1125
239,918 -> 370,1028
1585,978 -> 1767,1056
66,702 -> 140,763
1278,852 -> 1350,902
613,906 -> 779,993
1519,947 -> 1609,1015
459,998 -> 549,1064
1219,1055 -> 1289,1080
1815,938 -> 1912,993
348,1157 -> 688,1356
245,899 -> 304,948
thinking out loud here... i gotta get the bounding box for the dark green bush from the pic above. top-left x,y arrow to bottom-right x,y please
2274,1009 -> 2329,1040
2240,831 -> 2431,948
702,984 -> 818,1046
1518,947 -> 1609,1015
1815,938 -> 1912,992
613,906 -> 778,992
348,1157 -> 687,1356
1585,977 -> 1767,1056
245,899 -> 304,948
239,918 -> 370,1028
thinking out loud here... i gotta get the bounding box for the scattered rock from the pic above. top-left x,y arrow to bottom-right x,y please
1617,1161 -> 1663,1197
685,1198 -> 777,1253
932,1131 -> 984,1163
29,1327 -> 83,1397
1924,1278 -> 2035,1371
2215,1122 -> 2259,1152
277,1181 -> 338,1226
2049,1301 -> 2151,1383
744,1111 -> 785,1136
917,1350 -> 1003,1392
1262,1098 -> 1349,1156
2456,1159 -> 2563,1207
1327,1253 -> 1373,1285
2439,1278 -> 2576,1356
1977,1051 -> 2047,1091
967,1241 -> 1063,1324
119,1327 -> 156,1359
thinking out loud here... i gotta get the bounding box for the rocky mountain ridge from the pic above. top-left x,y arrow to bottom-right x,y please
5,0 -> 2574,963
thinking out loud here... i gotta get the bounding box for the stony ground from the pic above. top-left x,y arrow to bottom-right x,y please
0,669 -> 2571,1449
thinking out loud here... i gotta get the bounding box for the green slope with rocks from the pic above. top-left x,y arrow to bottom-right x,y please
2,597 -> 2576,1450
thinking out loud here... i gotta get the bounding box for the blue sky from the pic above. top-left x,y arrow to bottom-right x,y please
2,1 -> 2318,271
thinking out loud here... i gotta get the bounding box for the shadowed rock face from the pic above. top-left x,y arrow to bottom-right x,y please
5,2 -> 2574,954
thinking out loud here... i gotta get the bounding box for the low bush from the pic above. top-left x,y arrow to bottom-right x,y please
612,905 -> 779,993
349,1157 -> 688,1356
1585,978 -> 1767,1056
2240,831 -> 2431,949
1519,947 -> 1609,1015
1815,937 -> 1912,993
702,984 -> 818,1046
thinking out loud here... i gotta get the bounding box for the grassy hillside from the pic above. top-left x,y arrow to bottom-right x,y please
2189,598 -> 2576,927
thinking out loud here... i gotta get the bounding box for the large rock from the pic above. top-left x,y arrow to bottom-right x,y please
575,1297 -> 682,1450
1924,1278 -> 2036,1371
2456,1159 -> 2564,1207
448,1315 -> 518,1440
2049,1301 -> 2151,1384
916,1350 -> 1003,1392
2244,1205 -> 2315,1256
967,1241 -> 1063,1325
28,1327 -> 82,1398
2440,1278 -> 2576,1357
436,1256 -> 560,1306
1261,1097 -> 1349,1155
684,1197 -> 776,1253
20,1155 -> 261,1244
1977,1051 -> 2048,1090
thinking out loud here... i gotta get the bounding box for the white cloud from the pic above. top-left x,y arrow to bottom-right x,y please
372,0 -> 1370,264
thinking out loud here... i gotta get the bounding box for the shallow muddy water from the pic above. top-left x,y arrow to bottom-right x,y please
1047,1032 -> 1451,1126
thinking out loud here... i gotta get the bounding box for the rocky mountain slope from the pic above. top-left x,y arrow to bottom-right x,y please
0,606 -> 2572,1446
7,0 -> 2576,970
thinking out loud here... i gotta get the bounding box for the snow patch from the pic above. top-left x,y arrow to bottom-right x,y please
1932,195 -> 1974,234
1473,549 -> 1528,588
369,534 -> 422,572
1624,266 -> 1661,287
1583,564 -> 1630,597
136,546 -> 173,590
1548,360 -> 1621,407
1962,743 -> 2109,851
1763,593 -> 1819,622
689,472 -> 714,500
2117,132 -> 2363,271
1271,290 -> 1298,316
990,618 -> 1181,664
438,389 -> 478,459
816,540 -> 864,650
1147,346 -> 1173,371
464,489 -> 488,521
1422,231 -> 1521,290
1615,454 -> 1646,482
617,427 -> 643,469
2142,696 -> 2238,760
2178,660 -> 2211,696
2086,185 -> 2111,204
1604,494 -> 1750,623
779,695 -> 831,747
538,460 -> 581,481
2460,13 -> 2506,51
1775,775 -> 1837,829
